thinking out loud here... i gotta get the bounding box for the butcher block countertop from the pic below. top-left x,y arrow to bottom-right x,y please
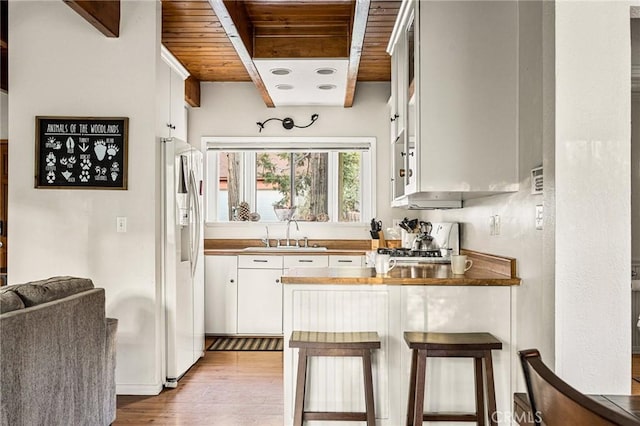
281,249 -> 520,286
204,238 -> 369,256
204,248 -> 366,256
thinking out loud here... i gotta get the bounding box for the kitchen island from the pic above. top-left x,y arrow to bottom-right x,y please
281,253 -> 520,426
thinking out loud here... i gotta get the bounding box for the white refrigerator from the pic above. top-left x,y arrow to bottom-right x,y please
161,137 -> 205,387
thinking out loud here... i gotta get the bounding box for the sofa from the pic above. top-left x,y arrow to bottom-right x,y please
0,277 -> 118,426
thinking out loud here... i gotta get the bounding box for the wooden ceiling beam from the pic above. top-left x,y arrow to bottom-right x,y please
208,0 -> 275,107
344,0 -> 371,107
254,36 -> 349,58
185,76 -> 201,107
64,0 -> 120,38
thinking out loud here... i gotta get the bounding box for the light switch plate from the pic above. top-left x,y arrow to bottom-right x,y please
535,205 -> 543,230
494,215 -> 501,235
117,216 -> 127,233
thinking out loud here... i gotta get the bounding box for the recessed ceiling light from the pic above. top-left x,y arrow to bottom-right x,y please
317,84 -> 337,90
316,68 -> 337,75
270,68 -> 292,76
276,84 -> 294,90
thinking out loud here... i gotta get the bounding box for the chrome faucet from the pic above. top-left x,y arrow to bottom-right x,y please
285,219 -> 299,247
261,225 -> 270,248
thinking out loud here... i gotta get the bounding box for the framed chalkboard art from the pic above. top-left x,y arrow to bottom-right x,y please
35,116 -> 129,189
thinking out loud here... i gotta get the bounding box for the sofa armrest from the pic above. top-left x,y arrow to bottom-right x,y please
105,318 -> 118,425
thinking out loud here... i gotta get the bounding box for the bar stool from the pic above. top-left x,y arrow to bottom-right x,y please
289,330 -> 381,426
404,332 -> 502,426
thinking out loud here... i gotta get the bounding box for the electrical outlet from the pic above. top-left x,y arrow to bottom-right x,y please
489,215 -> 496,236
535,205 -> 543,230
116,217 -> 127,233
494,215 -> 501,236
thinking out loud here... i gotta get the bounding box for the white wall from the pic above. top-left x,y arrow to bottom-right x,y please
420,0 -> 548,392
541,0 -> 557,371
632,20 -> 640,263
554,0 -> 631,393
634,94 -> 640,262
189,82 -> 405,240
9,1 -> 163,394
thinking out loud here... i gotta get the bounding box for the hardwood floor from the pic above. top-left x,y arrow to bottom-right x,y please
115,345 -> 640,423
115,339 -> 284,425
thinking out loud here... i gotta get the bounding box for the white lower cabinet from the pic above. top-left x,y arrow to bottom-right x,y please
237,255 -> 284,335
206,254 -> 365,336
204,255 -> 238,335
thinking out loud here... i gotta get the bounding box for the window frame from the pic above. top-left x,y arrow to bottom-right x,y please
203,136 -> 376,224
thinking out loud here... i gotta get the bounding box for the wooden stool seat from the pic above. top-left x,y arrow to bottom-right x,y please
404,332 -> 503,426
290,331 -> 381,426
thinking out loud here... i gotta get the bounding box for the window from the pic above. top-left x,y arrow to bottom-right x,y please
204,137 -> 375,223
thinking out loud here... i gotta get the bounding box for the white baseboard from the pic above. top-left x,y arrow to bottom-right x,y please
116,383 -> 163,395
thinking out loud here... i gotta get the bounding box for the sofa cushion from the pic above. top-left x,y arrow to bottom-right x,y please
11,276 -> 94,307
0,289 -> 25,314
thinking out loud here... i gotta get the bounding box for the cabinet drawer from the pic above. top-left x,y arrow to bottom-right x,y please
329,255 -> 364,267
238,255 -> 283,269
283,255 -> 329,269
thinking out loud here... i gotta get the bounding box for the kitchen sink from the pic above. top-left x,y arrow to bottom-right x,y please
242,246 -> 328,252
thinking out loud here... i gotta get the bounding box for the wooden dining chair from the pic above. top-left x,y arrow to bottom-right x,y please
519,349 -> 640,426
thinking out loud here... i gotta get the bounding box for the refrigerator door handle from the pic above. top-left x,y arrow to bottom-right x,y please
194,176 -> 201,272
188,170 -> 201,279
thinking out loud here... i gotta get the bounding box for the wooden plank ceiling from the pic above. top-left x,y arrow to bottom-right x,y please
162,0 -> 400,83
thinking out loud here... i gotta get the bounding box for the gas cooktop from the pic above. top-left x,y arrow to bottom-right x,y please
377,248 -> 451,263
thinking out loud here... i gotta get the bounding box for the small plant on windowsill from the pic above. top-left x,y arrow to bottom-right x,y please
273,203 -> 296,221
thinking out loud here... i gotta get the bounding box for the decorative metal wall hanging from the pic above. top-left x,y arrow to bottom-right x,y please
256,114 -> 319,133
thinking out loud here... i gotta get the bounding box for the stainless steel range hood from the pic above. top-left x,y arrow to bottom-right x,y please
392,189 -> 520,209
391,193 -> 463,210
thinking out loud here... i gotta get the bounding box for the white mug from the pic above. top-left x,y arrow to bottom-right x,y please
451,255 -> 473,274
375,254 -> 396,275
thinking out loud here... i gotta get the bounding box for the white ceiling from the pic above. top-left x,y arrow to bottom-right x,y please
254,59 -> 349,107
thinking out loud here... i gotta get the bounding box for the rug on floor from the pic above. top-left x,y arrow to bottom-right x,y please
207,336 -> 283,351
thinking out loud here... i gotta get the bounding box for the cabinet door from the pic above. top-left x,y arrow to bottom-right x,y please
392,39 -> 405,139
156,59 -> 171,138
169,69 -> 187,141
392,135 -> 407,200
390,25 -> 408,201
404,9 -> 418,194
204,255 -> 238,334
237,268 -> 283,334
390,48 -> 401,139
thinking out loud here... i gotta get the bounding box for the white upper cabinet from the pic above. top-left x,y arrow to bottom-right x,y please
156,56 -> 171,137
157,46 -> 188,142
169,69 -> 187,141
388,0 -> 519,209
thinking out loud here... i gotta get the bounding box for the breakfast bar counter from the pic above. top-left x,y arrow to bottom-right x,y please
281,264 -> 521,286
281,250 -> 520,426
